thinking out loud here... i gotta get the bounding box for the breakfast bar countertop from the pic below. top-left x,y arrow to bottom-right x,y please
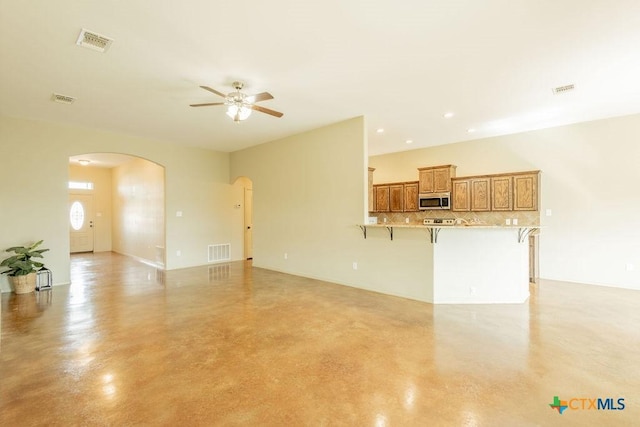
357,223 -> 541,243
360,223 -> 540,229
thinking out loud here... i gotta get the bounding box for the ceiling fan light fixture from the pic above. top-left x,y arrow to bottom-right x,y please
191,81 -> 282,121
226,104 -> 252,122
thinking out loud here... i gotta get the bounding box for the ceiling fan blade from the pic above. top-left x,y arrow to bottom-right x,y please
248,92 -> 274,103
250,104 -> 283,118
200,86 -> 227,98
190,102 -> 225,107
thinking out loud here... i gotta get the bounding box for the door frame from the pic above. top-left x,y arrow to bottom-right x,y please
69,193 -> 95,253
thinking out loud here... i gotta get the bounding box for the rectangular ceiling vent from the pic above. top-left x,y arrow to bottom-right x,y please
76,28 -> 113,52
552,84 -> 575,95
51,93 -> 76,104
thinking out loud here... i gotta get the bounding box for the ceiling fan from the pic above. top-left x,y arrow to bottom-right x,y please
190,81 -> 283,123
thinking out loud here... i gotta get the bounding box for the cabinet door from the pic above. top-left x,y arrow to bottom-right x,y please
404,182 -> 419,212
470,178 -> 490,211
368,167 -> 375,212
371,186 -> 377,212
375,185 -> 390,212
434,168 -> 452,192
513,173 -> 538,211
389,184 -> 404,212
452,179 -> 470,211
491,176 -> 513,211
418,169 -> 434,193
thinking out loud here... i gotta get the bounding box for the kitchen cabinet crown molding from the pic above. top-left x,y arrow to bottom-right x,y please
417,164 -> 457,171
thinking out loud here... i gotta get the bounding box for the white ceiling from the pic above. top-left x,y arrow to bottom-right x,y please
2,1 -> 640,156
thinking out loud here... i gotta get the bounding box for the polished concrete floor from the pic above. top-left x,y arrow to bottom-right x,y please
1,252 -> 639,426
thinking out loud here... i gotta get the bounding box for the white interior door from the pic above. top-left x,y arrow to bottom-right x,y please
244,188 -> 253,260
69,194 -> 94,253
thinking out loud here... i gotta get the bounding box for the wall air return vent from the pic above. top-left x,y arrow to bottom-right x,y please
552,84 -> 575,95
76,28 -> 113,52
208,244 -> 231,263
51,93 -> 76,104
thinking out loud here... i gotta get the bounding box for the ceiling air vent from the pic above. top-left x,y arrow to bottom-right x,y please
51,93 -> 76,104
76,28 -> 113,52
552,84 -> 575,95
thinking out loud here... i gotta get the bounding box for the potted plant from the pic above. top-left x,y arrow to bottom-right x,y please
1,240 -> 49,294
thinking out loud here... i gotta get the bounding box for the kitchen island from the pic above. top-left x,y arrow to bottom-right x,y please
358,224 -> 539,304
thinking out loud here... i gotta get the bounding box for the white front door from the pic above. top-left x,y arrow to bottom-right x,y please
69,194 -> 94,253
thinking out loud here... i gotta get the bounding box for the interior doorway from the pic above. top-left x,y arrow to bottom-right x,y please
244,187 -> 253,260
233,176 -> 254,260
68,153 -> 166,267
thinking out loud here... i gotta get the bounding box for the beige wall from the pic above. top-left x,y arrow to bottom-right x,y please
68,164 -> 113,252
231,117 -> 435,302
0,115 -> 241,292
112,158 -> 165,265
3,112 -> 637,296
370,114 -> 640,290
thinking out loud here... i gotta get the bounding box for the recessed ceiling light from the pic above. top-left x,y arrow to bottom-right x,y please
443,112 -> 454,119
405,139 -> 413,144
376,128 -> 384,133
78,159 -> 91,166
467,128 -> 476,133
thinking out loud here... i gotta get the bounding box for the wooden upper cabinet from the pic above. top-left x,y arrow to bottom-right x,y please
374,185 -> 389,212
389,184 -> 404,212
434,168 -> 454,192
491,176 -> 513,211
470,177 -> 491,211
418,165 -> 456,193
373,181 -> 419,212
453,171 -> 541,212
513,172 -> 539,211
452,177 -> 489,211
375,168 -> 538,213
404,181 -> 419,212
368,167 -> 375,212
418,169 -> 434,193
451,179 -> 471,211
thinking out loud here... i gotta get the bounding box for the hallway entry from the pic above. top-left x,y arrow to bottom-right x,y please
68,153 -> 166,267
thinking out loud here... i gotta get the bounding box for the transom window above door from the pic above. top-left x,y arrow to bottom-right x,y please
68,181 -> 94,190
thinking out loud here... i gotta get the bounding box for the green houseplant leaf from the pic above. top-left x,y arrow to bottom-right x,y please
0,240 -> 49,276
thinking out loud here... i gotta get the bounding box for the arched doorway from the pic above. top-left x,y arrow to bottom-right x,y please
68,153 -> 166,267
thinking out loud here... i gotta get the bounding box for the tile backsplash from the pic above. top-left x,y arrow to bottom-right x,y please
370,210 -> 540,226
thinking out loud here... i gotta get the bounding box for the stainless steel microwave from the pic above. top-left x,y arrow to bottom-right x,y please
419,192 -> 451,210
